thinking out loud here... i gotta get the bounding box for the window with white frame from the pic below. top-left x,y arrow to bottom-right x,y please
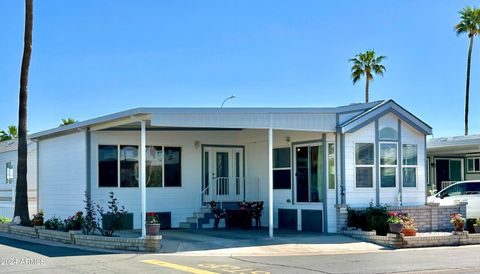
273,147 -> 291,189
402,144 -> 417,187
355,143 -> 374,188
99,145 -> 181,188
380,143 -> 397,188
328,143 -> 335,189
467,157 -> 480,173
6,161 -> 14,184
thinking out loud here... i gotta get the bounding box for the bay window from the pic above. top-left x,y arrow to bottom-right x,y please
402,144 -> 417,187
355,143 -> 374,188
380,143 -> 397,188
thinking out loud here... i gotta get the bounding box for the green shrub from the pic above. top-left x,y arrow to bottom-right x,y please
44,216 -> 65,231
347,204 -> 389,235
0,216 -> 11,224
347,207 -> 368,230
366,205 -> 388,235
467,218 -> 476,233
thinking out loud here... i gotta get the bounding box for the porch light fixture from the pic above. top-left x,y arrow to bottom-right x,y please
220,95 -> 236,108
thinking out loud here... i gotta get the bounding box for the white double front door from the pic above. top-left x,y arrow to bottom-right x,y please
203,146 -> 244,202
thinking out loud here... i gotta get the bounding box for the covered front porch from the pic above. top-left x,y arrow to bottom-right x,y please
87,110 -> 339,237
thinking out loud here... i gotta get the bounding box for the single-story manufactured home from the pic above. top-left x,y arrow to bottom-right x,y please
0,140 -> 37,217
427,134 -> 480,192
2,99 -> 432,235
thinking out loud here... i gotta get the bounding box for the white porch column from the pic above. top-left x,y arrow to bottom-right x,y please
268,126 -> 274,238
140,121 -> 147,238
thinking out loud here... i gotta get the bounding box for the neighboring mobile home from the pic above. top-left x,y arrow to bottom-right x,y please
427,135 -> 480,192
26,99 -> 430,234
0,140 -> 37,217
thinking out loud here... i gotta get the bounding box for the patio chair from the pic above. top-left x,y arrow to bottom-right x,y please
209,201 -> 227,229
252,201 -> 263,229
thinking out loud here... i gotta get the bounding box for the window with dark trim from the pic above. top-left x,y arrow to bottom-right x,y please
467,157 -> 480,173
164,147 -> 182,187
273,147 -> 291,189
99,145 -> 118,187
355,143 -> 374,188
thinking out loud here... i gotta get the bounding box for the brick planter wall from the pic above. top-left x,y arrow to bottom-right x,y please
38,229 -> 72,244
336,202 -> 467,232
343,230 -> 480,248
9,225 -> 38,238
0,225 -> 162,252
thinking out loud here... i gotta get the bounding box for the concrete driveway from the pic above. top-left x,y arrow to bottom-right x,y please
147,228 -> 388,256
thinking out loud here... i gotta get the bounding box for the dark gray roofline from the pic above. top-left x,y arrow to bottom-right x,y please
340,100 -> 432,135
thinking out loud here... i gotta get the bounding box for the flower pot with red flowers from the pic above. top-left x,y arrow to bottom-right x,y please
387,212 -> 404,233
146,212 -> 160,235
401,216 -> 417,236
450,213 -> 466,232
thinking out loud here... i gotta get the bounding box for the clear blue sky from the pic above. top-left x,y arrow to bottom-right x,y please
0,1 -> 478,137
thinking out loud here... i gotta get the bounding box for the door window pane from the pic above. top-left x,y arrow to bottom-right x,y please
403,167 -> 416,187
99,145 -> 118,187
328,143 -> 335,189
274,148 -> 291,168
120,145 -> 139,187
380,143 -> 397,165
402,144 -> 417,165
165,147 -> 181,187
449,160 -> 462,181
355,143 -> 374,165
309,145 -> 324,203
146,146 -> 163,187
381,167 -> 396,187
216,152 -> 229,178
296,146 -> 309,202
204,151 -> 209,194
466,183 -> 480,194
356,167 -> 373,188
273,170 -> 291,189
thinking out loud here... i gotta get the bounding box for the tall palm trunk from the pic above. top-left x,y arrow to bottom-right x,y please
14,0 -> 33,225
365,76 -> 370,103
464,35 -> 474,136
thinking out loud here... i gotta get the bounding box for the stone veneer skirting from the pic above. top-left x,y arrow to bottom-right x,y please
343,229 -> 480,248
336,202 -> 468,233
0,224 -> 162,252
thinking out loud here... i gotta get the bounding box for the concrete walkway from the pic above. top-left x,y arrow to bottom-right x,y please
126,228 -> 389,256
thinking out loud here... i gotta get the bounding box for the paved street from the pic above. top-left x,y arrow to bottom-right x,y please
1,235 -> 480,274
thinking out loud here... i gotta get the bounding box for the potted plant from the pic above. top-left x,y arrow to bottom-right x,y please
474,218 -> 480,233
401,216 -> 417,236
387,212 -> 403,233
146,212 -> 160,235
450,213 -> 466,232
31,210 -> 44,226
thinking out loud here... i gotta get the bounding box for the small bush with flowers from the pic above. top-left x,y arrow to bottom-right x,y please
146,212 -> 159,225
450,212 -> 466,231
65,211 -> 84,231
387,212 -> 404,224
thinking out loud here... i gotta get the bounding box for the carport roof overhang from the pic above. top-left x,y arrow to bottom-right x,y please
30,105 -> 380,140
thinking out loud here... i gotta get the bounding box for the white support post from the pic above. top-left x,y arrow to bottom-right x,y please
140,121 -> 147,238
268,126 -> 274,238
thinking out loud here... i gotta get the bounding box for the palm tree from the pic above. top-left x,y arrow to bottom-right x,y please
349,50 -> 386,103
14,0 -> 33,226
60,118 -> 78,126
455,6 -> 480,136
0,125 -> 18,141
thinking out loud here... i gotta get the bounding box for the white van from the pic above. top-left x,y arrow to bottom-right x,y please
427,181 -> 480,219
